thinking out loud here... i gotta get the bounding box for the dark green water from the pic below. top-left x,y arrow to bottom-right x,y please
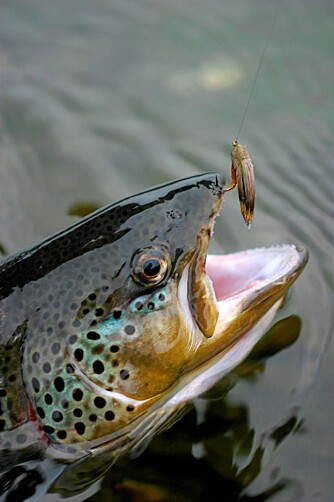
0,0 -> 333,500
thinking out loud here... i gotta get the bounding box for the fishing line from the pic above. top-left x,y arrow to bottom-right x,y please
236,0 -> 283,141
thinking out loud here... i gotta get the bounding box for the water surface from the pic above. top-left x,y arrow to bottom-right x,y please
0,0 -> 333,500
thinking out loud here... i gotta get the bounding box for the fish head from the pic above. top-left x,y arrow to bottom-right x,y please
0,173 -> 307,456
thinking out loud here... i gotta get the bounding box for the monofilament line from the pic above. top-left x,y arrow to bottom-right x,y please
236,0 -> 283,141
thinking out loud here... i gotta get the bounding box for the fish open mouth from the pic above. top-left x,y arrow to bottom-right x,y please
169,243 -> 308,407
206,245 -> 308,329
185,240 -> 308,369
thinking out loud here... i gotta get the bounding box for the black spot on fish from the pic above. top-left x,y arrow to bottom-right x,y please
110,345 -> 119,353
32,352 -> 40,363
72,388 -> 83,401
73,408 -> 82,417
89,414 -> 97,422
43,362 -> 51,373
45,394 -> 53,405
127,405 -> 135,412
54,377 -> 65,392
95,308 -> 104,317
75,422 -> 85,435
159,293 -> 165,301
37,407 -> 45,419
93,360 -> 104,374
69,334 -> 78,344
0,390 -> 6,397
89,293 -> 97,301
51,342 -> 60,355
43,425 -> 55,434
8,374 -> 16,382
32,378 -> 40,393
105,410 -> 115,421
66,364 -> 74,374
52,411 -> 63,422
87,331 -> 100,340
74,348 -> 84,361
57,430 -> 67,440
94,397 -> 106,408
112,310 -> 122,320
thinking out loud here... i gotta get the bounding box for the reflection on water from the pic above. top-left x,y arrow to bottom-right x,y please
0,0 -> 334,500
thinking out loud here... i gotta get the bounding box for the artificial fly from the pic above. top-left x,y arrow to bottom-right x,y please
224,0 -> 282,229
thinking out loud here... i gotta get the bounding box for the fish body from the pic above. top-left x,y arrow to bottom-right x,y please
0,173 -> 307,469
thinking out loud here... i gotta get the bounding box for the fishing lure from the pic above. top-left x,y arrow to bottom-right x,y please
224,140 -> 255,229
224,1 -> 282,228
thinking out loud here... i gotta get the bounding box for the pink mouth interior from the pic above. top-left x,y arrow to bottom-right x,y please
205,246 -> 301,303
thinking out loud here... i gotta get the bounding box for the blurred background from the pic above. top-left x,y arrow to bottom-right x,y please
0,0 -> 333,500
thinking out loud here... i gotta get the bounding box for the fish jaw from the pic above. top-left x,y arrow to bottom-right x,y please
81,245 -> 307,458
182,245 -> 308,373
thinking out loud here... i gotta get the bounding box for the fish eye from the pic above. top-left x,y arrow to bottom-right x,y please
131,247 -> 170,287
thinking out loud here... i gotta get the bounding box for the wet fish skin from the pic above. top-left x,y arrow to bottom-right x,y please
0,171 -> 307,470
0,173 -> 224,455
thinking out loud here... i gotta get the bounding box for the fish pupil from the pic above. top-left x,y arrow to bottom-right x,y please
143,259 -> 160,277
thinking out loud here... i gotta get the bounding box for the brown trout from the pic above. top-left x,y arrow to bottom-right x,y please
0,173 -> 307,471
